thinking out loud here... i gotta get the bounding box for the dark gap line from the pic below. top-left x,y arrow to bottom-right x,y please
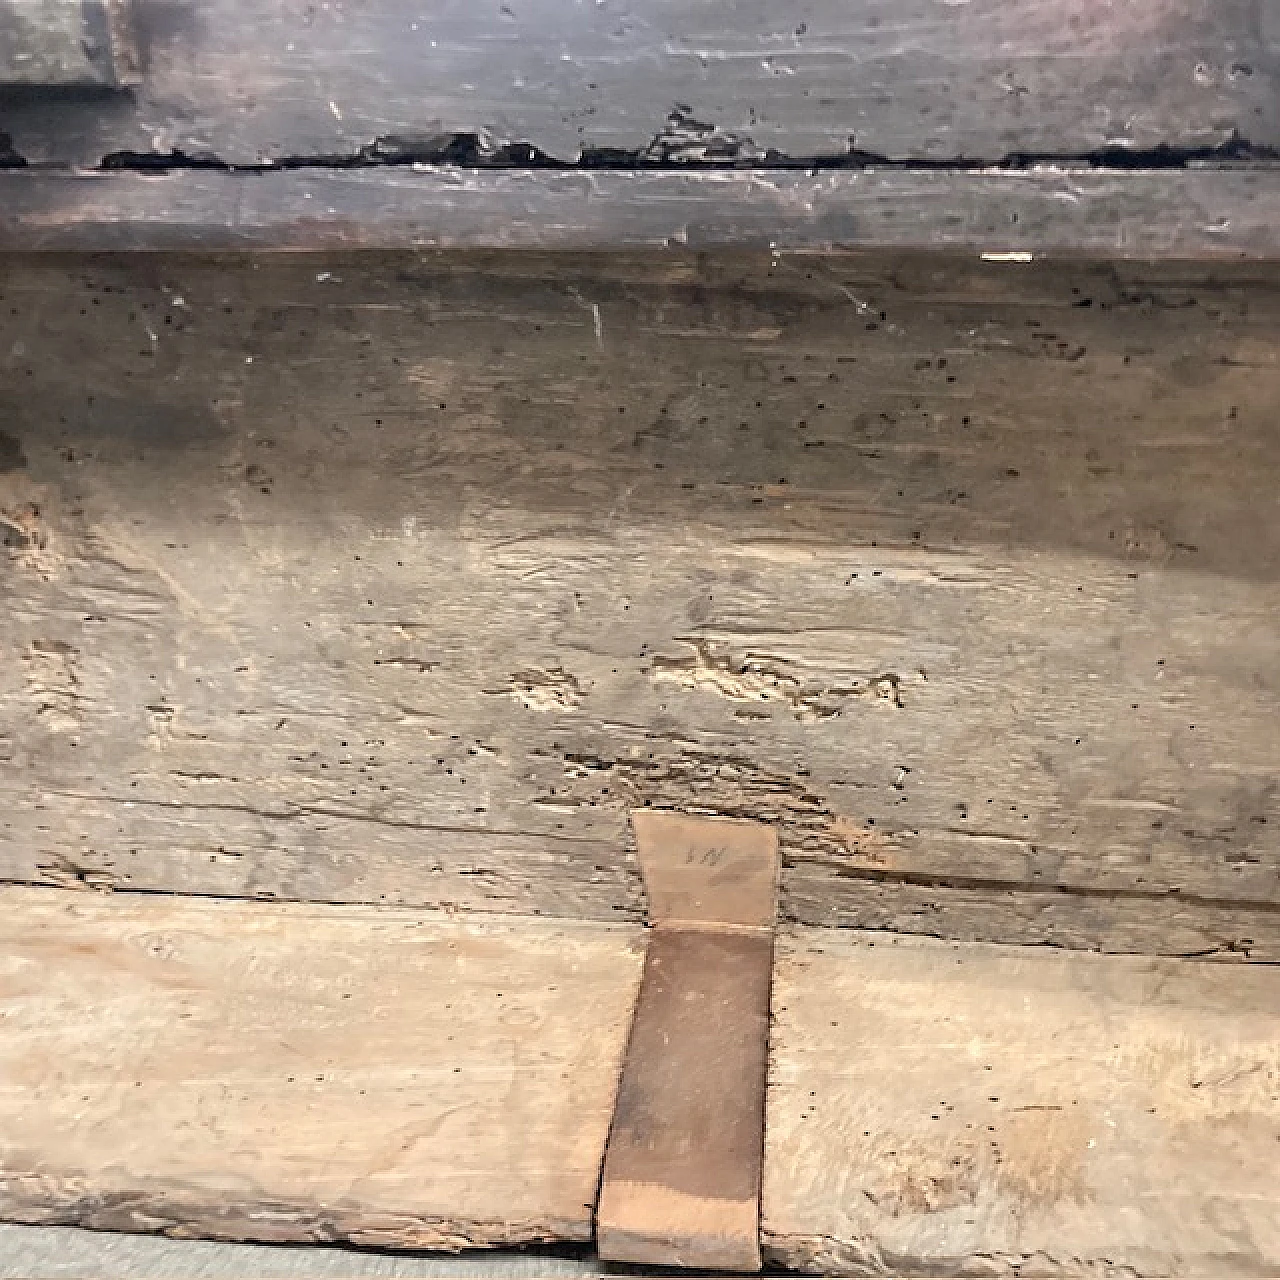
90,129 -> 1280,175
6,99 -> 1280,173
7,874 -> 1276,962
799,858 -> 1280,915
5,106 -> 1278,174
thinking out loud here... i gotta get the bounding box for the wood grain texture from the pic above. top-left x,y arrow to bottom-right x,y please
1,253 -> 1279,958
763,926 -> 1280,1276
5,168 -> 1280,259
1,0 -> 1276,166
0,886 -> 645,1248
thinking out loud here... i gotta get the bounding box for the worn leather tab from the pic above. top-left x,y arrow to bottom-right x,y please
629,810 -> 779,930
596,812 -> 778,1271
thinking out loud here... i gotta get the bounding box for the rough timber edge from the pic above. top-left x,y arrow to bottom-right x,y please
2,167 -> 1280,259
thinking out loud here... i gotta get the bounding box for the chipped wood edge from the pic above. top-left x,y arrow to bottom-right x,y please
0,1174 -> 592,1250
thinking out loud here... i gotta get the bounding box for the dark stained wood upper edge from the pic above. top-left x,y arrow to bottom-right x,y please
2,0 -> 1277,167
3,167 -> 1280,259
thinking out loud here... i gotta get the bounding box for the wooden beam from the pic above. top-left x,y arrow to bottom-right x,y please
3,886 -> 1276,1271
2,252 -> 1279,960
3,168 -> 1280,259
1,0 -> 1274,167
763,927 -> 1280,1274
0,887 -> 645,1249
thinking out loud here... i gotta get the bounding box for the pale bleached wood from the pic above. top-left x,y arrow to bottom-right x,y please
763,926 -> 1280,1275
0,886 -> 645,1248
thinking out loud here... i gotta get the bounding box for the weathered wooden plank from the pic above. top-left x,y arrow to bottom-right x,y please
0,886 -> 645,1248
762,926 -> 1280,1275
0,1224 -> 602,1279
1,253 -> 1279,958
1,0 -> 1276,167
5,168 -> 1280,259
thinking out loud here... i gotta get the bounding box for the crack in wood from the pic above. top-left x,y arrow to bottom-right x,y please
89,119 -> 1280,176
